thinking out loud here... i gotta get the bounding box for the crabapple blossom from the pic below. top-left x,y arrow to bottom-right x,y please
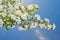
35,15 -> 41,20
0,0 -> 56,30
52,24 -> 56,30
39,23 -> 45,29
0,19 -> 3,27
18,26 -> 26,30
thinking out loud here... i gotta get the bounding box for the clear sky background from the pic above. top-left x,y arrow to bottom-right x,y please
0,0 -> 60,40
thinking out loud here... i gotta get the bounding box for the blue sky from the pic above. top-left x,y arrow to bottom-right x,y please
0,0 -> 60,40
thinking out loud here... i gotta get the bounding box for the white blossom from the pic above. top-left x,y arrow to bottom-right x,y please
0,19 -> 3,27
52,24 -> 56,30
30,21 -> 38,29
28,4 -> 33,10
8,9 -> 14,14
9,14 -> 16,20
2,13 -> 6,17
24,12 -> 28,17
2,12 -> 7,17
0,0 -> 56,30
20,5 -> 25,10
34,5 -> 39,9
47,24 -> 52,30
21,13 -> 27,20
16,17 -> 21,24
8,2 -> 13,14
11,25 -> 15,28
44,18 -> 49,23
15,10 -> 23,16
39,23 -> 45,29
0,5 -> 3,10
8,2 -> 13,10
6,25 -> 15,29
35,15 -> 41,20
2,9 -> 7,17
18,26 -> 26,31
24,25 -> 28,29
7,26 -> 11,29
6,22 -> 10,24
14,1 -> 20,11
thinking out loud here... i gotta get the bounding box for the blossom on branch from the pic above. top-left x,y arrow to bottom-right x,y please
0,0 -> 56,30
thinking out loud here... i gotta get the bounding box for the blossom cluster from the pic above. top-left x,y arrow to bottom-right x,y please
0,0 -> 56,30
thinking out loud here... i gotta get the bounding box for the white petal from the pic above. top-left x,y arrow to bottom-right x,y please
16,17 -> 21,24
11,25 -> 15,28
39,23 -> 45,29
0,5 -> 3,9
30,22 -> 37,29
35,15 -> 41,20
9,14 -> 16,20
2,12 -> 7,17
52,24 -> 56,30
21,5 -> 25,10
0,19 -> 3,27
47,24 -> 52,30
24,25 -> 28,29
21,13 -> 27,20
15,10 -> 22,16
18,26 -> 26,31
14,1 -> 20,10
28,4 -> 33,10
44,18 -> 49,23
8,2 -> 13,10
34,5 -> 39,8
